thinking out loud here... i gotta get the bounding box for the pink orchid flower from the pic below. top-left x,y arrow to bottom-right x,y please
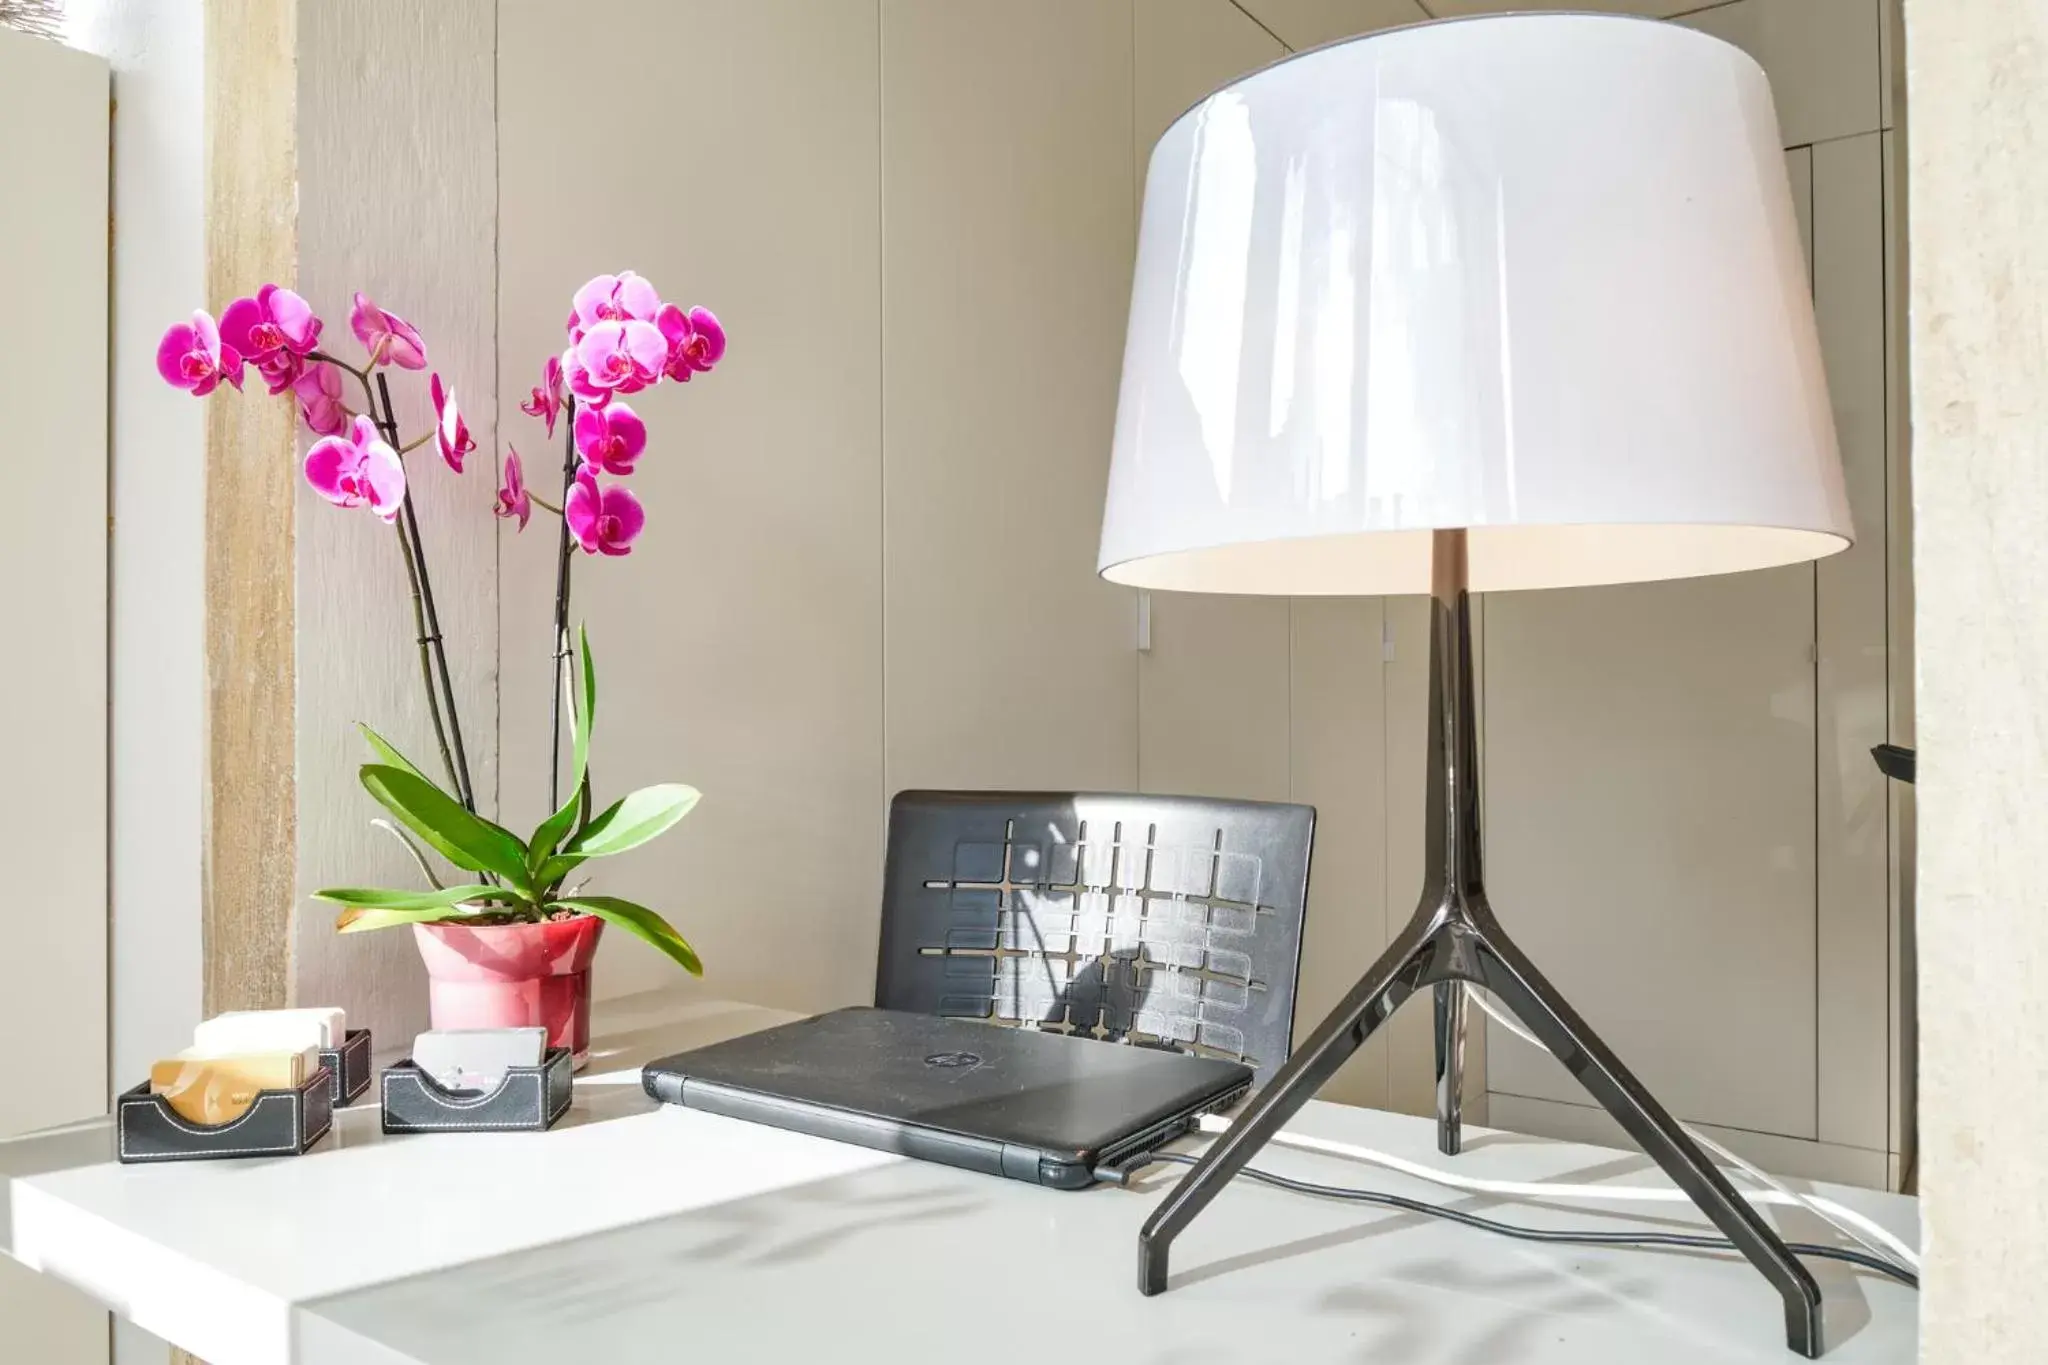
572,319 -> 666,398
156,310 -> 244,397
658,304 -> 726,382
350,292 -> 428,370
430,373 -> 475,474
562,346 -> 610,407
573,400 -> 647,476
495,447 -> 532,530
569,271 -> 662,338
518,355 -> 565,436
305,415 -> 406,521
565,466 -> 645,556
220,284 -> 321,364
294,362 -> 348,437
255,350 -> 306,395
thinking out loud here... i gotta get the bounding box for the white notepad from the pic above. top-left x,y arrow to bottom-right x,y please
192,1007 -> 345,1055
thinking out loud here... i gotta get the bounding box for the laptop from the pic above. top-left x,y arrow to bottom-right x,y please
642,1007 -> 1252,1190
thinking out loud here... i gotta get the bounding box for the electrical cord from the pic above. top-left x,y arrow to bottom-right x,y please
1105,1150 -> 1917,1288
1458,984 -> 1920,1274
1195,1109 -> 1920,1276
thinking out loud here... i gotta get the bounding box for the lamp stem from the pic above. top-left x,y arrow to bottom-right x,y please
1425,529 -> 1484,904
1425,528 -> 1479,1151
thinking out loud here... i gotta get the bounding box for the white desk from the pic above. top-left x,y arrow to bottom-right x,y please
3,992 -> 1918,1364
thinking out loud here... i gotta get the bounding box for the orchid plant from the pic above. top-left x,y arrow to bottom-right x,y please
160,273 -> 727,974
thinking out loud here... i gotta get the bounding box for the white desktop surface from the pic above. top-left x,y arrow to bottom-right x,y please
3,992 -> 1918,1364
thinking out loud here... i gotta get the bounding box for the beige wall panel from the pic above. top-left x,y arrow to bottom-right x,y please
0,27 -> 110,1365
1879,0 -> 1902,130
1481,566 -> 1819,1138
1382,596 -> 1446,1115
1676,0 -> 1884,148
1232,0 -> 1426,50
86,0 -> 208,1147
1133,0 -> 1291,808
1289,600 -> 1392,1109
0,22 -> 109,1141
1812,132 -> 1891,1154
1488,1093 -> 1892,1191
499,0 -> 884,1012
296,1 -> 496,1042
883,0 -> 1137,796
0,1259 -> 105,1365
1139,592 -> 1293,802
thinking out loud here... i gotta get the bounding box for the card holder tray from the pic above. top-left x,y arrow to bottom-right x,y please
116,1068 -> 334,1163
319,1028 -> 374,1107
380,1047 -> 573,1134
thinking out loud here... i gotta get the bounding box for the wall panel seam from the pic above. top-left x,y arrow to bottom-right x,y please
1811,150 -> 1820,1138
1485,1087 -> 1889,1154
1877,121 -> 1896,1170
877,0 -> 888,824
491,0 -> 502,821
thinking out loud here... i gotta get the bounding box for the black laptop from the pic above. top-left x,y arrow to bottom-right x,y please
643,1007 -> 1252,1189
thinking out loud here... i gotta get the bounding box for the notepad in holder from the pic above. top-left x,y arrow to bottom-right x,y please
380,1047 -> 573,1133
116,1067 -> 334,1163
319,1027 -> 374,1106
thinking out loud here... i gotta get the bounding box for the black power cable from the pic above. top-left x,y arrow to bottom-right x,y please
1101,1150 -> 1918,1289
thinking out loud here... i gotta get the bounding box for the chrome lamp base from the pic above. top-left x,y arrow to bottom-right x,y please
1135,529 -> 1826,1359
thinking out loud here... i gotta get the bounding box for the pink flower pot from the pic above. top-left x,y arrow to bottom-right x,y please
413,916 -> 605,1068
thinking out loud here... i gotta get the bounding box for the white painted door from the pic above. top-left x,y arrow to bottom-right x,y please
0,22 -> 112,1365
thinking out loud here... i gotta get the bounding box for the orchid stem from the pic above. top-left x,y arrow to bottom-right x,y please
392,517 -> 461,801
348,365 -> 461,801
355,370 -> 476,815
397,431 -> 433,456
528,493 -> 563,516
308,349 -> 369,386
548,395 -> 579,813
377,371 -> 478,815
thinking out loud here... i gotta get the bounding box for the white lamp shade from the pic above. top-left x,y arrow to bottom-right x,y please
1098,14 -> 1851,596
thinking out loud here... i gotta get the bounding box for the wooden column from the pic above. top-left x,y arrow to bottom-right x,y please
201,0 -> 296,1023
187,4 -> 297,1358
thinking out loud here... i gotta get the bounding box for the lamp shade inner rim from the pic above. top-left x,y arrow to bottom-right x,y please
1101,522 -> 1850,596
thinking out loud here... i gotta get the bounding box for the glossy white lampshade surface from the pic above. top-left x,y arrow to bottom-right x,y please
1098,14 -> 1852,596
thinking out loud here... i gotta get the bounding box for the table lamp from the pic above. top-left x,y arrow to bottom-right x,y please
1097,14 -> 1851,1357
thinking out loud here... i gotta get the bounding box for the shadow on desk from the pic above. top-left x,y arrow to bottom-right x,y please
293,1135 -> 1904,1365
298,1161 -> 991,1364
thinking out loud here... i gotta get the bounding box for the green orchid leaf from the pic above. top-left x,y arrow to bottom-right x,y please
527,794 -> 581,875
562,625 -> 598,808
580,622 -> 598,741
357,723 -> 429,783
562,784 -> 700,860
318,883 -> 520,932
359,765 -> 533,892
334,904 -> 485,933
312,883 -> 502,910
550,895 -> 701,975
535,852 -> 586,894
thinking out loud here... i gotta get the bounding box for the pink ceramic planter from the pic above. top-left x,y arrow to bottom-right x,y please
413,915 -> 605,1068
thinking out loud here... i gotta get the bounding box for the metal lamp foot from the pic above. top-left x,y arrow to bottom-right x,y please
1433,980 -> 1466,1156
1135,531 -> 1826,1358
